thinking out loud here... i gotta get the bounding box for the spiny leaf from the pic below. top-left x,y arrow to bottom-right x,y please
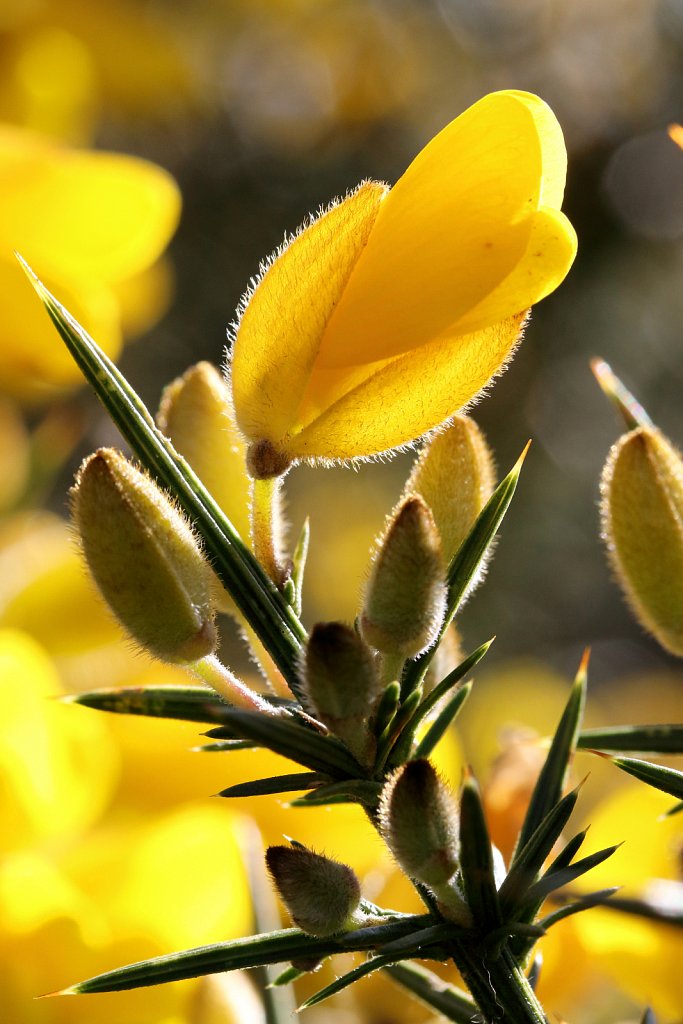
383,962 -> 477,1024
298,953 -> 398,1009
499,786 -> 580,917
269,964 -> 307,987
20,259 -> 306,693
65,684 -> 280,724
217,708 -> 364,778
553,888 -> 683,929
513,654 -> 587,862
289,779 -> 382,809
590,358 -> 653,431
413,683 -> 473,761
523,844 -> 621,907
218,772 -> 326,798
545,829 -> 589,874
458,769 -> 502,930
401,446 -> 528,696
578,723 -> 683,754
537,888 -> 620,930
393,637 -> 490,761
194,739 -> 258,752
377,922 -> 458,957
57,930 -> 347,994
605,755 -> 683,800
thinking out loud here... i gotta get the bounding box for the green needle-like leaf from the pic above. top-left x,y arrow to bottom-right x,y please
383,962 -> 477,1024
578,724 -> 683,754
58,930 -> 347,995
66,685 -> 269,724
513,653 -> 587,862
217,709 -> 365,778
401,446 -> 528,696
289,779 -> 382,809
412,684 -> 473,761
544,828 -> 588,874
20,258 -> 306,693
537,888 -> 620,930
377,922 -> 458,957
298,953 -> 398,1009
393,638 -> 490,762
218,772 -> 326,798
499,786 -> 580,917
459,769 -> 502,930
524,844 -> 621,907
606,755 -> 683,800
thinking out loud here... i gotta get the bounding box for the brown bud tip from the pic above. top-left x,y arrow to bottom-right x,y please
601,426 -> 683,656
266,845 -> 361,936
361,495 -> 447,658
378,760 -> 459,886
71,448 -> 216,663
246,440 -> 292,480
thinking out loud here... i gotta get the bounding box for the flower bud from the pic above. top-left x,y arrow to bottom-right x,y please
71,448 -> 216,663
157,361 -> 250,546
361,496 -> 447,658
601,426 -> 683,656
265,845 -> 362,936
379,760 -> 459,887
404,415 -> 495,564
303,622 -> 381,765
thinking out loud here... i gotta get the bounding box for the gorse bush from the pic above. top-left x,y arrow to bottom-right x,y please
23,90 -> 682,1023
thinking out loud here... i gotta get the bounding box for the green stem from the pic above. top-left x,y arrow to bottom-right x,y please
251,476 -> 287,587
451,942 -> 547,1024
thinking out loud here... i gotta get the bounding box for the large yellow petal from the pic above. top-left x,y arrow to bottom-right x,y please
231,181 -> 386,443
0,125 -> 180,283
316,91 -> 569,368
288,314 -> 525,460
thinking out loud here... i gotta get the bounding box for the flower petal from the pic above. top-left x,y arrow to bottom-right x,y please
288,314 -> 526,460
316,91 -> 568,368
0,125 -> 180,283
230,181 -> 386,443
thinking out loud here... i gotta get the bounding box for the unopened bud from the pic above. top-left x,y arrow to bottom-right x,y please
361,496 -> 447,658
405,416 -> 495,564
303,622 -> 381,765
71,448 -> 216,663
157,362 -> 251,546
379,760 -> 459,887
601,426 -> 683,656
266,844 -> 362,936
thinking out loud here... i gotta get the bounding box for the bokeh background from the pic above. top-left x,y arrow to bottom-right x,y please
1,1 -> 682,1022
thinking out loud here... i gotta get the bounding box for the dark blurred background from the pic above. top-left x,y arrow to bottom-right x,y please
10,0 -> 683,693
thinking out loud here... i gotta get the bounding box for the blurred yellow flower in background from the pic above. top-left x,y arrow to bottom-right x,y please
231,90 -> 577,467
0,124 -> 179,401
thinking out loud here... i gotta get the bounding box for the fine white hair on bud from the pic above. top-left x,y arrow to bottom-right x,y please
71,448 -> 216,664
601,425 -> 683,656
265,844 -> 362,936
360,495 -> 447,658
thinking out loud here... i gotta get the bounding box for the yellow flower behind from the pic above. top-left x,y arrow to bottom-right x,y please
230,90 -> 577,468
0,124 -> 180,400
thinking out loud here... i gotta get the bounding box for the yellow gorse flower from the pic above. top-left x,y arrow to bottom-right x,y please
0,124 -> 180,400
230,90 -> 577,472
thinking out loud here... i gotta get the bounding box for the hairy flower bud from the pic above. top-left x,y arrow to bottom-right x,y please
404,415 -> 495,564
157,361 -> 251,546
361,496 -> 447,658
303,622 -> 381,765
379,760 -> 459,886
265,845 -> 362,936
71,448 -> 216,663
601,426 -> 683,656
